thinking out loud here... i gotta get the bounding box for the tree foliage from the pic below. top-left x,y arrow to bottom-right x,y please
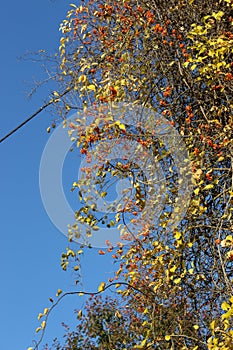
31,0 -> 233,349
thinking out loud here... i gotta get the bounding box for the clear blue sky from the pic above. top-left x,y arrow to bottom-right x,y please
0,1 -> 115,349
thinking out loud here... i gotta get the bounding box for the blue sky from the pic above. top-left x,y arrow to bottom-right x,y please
0,1 -> 116,349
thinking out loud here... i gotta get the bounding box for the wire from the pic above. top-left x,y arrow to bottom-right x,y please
0,101 -> 53,143
0,87 -> 72,144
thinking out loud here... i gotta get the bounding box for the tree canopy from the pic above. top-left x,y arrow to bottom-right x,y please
30,1 -> 233,349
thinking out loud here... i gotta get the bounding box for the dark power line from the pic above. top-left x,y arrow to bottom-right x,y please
0,88 -> 72,144
0,101 -> 53,143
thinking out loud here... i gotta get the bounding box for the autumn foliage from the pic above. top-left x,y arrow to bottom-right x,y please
31,1 -> 233,349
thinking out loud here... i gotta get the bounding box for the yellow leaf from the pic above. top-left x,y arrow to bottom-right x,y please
140,338 -> 147,347
78,74 -> 87,83
221,301 -> 230,311
41,321 -> 46,329
77,310 -> 82,319
100,191 -> 107,198
87,84 -> 96,91
222,309 -> 232,320
183,61 -> 190,68
174,231 -> 182,239
35,327 -> 41,333
226,235 -> 233,242
53,91 -> 59,97
56,289 -> 62,297
98,282 -> 106,292
210,320 -> 216,331
43,308 -> 49,315
115,310 -> 122,318
115,120 -> 126,130
212,11 -> 224,20
193,324 -> 199,330
119,123 -> 126,130
161,221 -> 168,228
194,188 -> 200,195
165,335 -> 171,341
174,278 -> 181,284
67,249 -> 75,257
203,184 -> 214,190
37,313 -> 43,320
170,265 -> 177,273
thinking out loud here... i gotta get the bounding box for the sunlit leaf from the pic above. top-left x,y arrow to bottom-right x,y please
98,282 -> 106,292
